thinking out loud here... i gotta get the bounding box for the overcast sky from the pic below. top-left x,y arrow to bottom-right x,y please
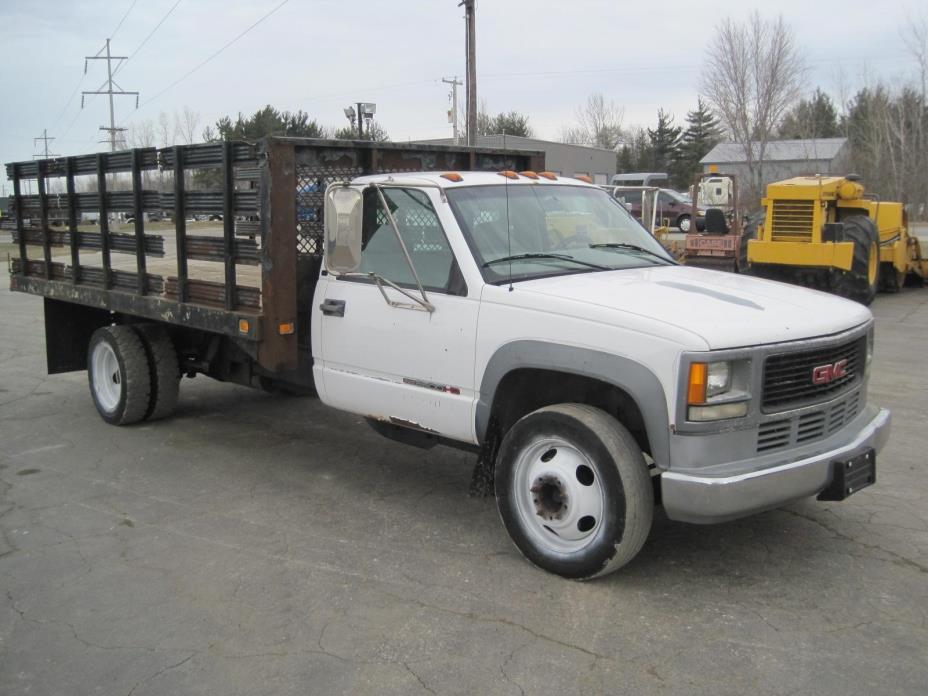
0,0 -> 923,184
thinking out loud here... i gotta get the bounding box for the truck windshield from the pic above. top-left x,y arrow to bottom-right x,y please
446,185 -> 674,284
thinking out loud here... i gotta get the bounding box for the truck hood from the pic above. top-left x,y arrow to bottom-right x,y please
514,266 -> 872,350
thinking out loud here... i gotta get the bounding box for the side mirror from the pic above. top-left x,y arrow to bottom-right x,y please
324,185 -> 363,274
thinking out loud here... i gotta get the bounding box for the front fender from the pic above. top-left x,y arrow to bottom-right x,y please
476,340 -> 671,467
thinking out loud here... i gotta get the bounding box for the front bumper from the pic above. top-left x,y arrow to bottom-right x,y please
660,407 -> 891,524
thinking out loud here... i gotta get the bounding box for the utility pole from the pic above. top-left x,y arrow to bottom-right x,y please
460,0 -> 477,146
442,76 -> 463,143
33,129 -> 59,159
82,39 -> 139,151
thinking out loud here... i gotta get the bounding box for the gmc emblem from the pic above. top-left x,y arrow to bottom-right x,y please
812,359 -> 848,385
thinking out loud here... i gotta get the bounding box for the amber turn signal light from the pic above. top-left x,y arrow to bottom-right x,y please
688,363 -> 708,405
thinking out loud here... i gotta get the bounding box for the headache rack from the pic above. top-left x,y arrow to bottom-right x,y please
6,137 -> 543,376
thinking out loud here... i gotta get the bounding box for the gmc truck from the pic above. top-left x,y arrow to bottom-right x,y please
6,138 -> 890,579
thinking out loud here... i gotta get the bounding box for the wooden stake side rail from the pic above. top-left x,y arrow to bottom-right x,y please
7,137 -> 545,375
7,140 -> 266,354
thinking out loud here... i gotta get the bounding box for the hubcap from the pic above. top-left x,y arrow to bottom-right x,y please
513,438 -> 605,553
91,341 -> 121,413
679,217 -> 690,232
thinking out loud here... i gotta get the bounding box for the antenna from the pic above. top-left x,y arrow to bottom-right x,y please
505,174 -> 513,292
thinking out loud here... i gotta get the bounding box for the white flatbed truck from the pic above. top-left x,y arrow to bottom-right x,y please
7,139 -> 890,578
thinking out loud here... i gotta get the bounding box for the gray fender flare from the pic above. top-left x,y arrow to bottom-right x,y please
476,340 -> 671,467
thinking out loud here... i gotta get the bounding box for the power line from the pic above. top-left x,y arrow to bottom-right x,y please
113,0 -> 184,78
110,0 -> 140,41
131,0 -> 290,115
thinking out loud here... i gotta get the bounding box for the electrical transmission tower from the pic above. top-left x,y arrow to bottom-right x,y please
33,129 -> 59,159
82,39 -> 139,151
442,76 -> 463,143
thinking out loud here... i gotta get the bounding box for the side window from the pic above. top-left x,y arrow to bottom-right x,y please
359,187 -> 458,293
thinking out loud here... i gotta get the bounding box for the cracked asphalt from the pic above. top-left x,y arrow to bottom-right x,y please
1,283 -> 926,696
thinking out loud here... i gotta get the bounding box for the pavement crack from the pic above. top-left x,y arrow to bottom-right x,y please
126,653 -> 196,696
403,661 -> 437,695
781,508 -> 928,574
377,589 -> 608,661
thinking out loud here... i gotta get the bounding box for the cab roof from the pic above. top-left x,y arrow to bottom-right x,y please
351,171 -> 599,189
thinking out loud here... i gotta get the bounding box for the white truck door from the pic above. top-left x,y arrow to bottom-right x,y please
316,186 -> 478,443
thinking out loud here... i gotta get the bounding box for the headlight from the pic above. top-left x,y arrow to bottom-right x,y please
687,361 -> 732,403
686,359 -> 750,421
706,362 -> 731,397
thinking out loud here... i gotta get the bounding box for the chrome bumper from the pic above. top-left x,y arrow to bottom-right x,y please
661,407 -> 891,524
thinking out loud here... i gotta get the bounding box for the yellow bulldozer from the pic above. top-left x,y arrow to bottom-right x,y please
745,175 -> 928,305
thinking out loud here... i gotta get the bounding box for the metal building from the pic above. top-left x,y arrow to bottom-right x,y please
416,134 -> 617,184
700,138 -> 851,189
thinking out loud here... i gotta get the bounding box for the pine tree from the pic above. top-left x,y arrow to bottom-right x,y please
778,89 -> 840,139
674,98 -> 724,187
648,109 -> 682,174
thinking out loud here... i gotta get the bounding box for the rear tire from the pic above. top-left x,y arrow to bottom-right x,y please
88,326 -> 151,425
831,215 -> 879,305
135,324 -> 180,421
495,404 -> 653,580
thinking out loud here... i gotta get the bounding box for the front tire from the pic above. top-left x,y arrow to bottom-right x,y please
677,214 -> 691,233
495,404 -> 653,579
88,326 -> 151,425
832,215 -> 879,305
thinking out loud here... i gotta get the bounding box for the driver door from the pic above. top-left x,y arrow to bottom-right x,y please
315,186 -> 479,443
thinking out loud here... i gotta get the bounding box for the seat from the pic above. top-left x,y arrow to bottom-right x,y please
704,208 -> 729,234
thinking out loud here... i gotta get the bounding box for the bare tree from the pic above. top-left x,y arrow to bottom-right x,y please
175,107 -> 200,145
157,111 -> 175,148
701,12 -> 805,202
561,93 -> 624,149
902,12 -> 928,101
127,120 -> 155,149
901,12 -> 928,214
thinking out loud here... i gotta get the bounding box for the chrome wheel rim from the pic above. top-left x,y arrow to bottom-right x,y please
91,341 -> 121,412
679,216 -> 690,232
513,438 -> 605,554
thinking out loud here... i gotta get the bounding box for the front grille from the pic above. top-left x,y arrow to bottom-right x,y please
756,391 -> 861,454
762,336 -> 865,411
771,199 -> 814,242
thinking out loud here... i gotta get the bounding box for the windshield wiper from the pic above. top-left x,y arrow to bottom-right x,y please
589,243 -> 672,264
483,253 -> 609,271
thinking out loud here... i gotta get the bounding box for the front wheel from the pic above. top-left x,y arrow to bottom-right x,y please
831,215 -> 880,305
677,214 -> 691,233
495,404 -> 653,579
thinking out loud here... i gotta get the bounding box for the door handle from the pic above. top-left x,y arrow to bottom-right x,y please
320,299 -> 346,317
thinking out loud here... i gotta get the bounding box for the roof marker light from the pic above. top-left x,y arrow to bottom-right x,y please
497,170 -> 520,180
519,171 -> 539,179
538,171 -> 558,180
574,174 -> 594,184
440,172 -> 463,182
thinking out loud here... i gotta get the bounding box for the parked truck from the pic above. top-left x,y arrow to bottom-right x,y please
6,138 -> 890,579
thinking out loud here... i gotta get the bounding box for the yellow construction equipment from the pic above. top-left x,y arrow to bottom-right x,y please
746,175 -> 928,305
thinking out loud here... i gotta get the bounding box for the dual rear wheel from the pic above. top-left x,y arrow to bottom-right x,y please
88,324 -> 180,425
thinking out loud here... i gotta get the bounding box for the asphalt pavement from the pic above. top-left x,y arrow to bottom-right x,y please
1,283 -> 926,695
